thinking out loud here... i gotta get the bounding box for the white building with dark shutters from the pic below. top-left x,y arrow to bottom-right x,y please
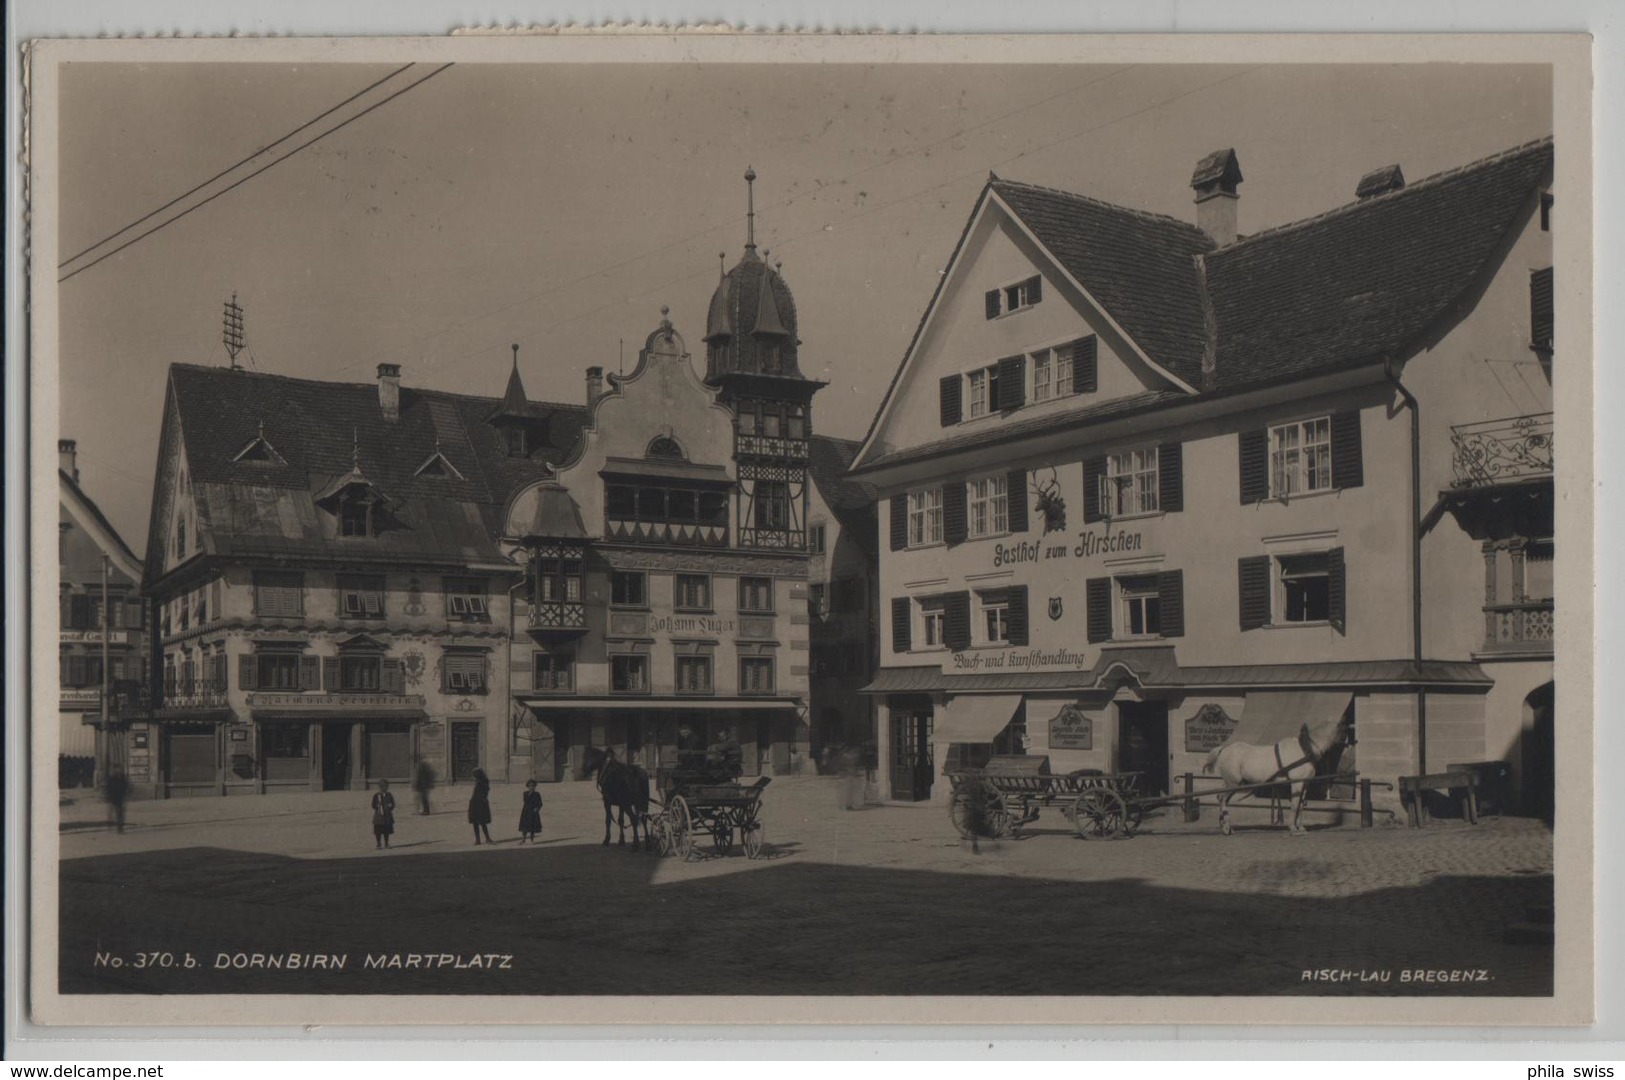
851,139 -> 1556,816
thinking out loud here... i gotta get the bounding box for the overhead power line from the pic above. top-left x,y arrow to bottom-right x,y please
59,63 -> 454,285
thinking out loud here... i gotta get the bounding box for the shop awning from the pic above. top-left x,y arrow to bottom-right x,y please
859,667 -> 947,694
1226,690 -> 1351,748
933,694 -> 1023,745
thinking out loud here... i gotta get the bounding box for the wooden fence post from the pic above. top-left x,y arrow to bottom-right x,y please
1182,772 -> 1198,822
1359,778 -> 1373,828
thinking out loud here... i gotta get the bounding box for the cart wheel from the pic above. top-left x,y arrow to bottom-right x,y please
743,822 -> 765,859
712,822 -> 735,856
670,796 -> 694,860
649,812 -> 672,856
949,780 -> 1009,839
1073,789 -> 1123,840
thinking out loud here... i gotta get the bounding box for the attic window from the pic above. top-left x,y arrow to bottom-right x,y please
339,491 -> 376,538
646,436 -> 685,460
232,430 -> 284,465
505,428 -> 528,458
414,450 -> 464,480
985,275 -> 1043,319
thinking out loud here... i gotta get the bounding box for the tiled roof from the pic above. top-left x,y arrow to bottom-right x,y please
166,364 -> 586,568
991,178 -> 1215,386
806,434 -> 875,515
1201,137 -> 1552,391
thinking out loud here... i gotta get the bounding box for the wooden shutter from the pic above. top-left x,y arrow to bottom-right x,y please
889,494 -> 909,551
891,597 -> 912,654
1531,266 -> 1554,349
939,374 -> 962,427
1086,577 -> 1113,643
238,655 -> 258,691
944,592 -> 972,651
1238,555 -> 1272,631
1327,547 -> 1347,635
1331,412 -> 1364,490
383,658 -> 405,694
997,355 -> 1026,410
298,655 -> 321,690
323,657 -> 340,691
1157,570 -> 1185,638
1006,585 -> 1029,646
985,289 -> 1000,320
1238,429 -> 1269,504
1026,275 -> 1042,305
943,483 -> 968,545
1083,456 -> 1106,523
1158,442 -> 1184,513
60,592 -> 72,629
1073,337 -> 1098,394
1006,469 -> 1029,533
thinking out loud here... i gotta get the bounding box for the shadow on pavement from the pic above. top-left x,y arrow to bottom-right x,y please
60,842 -> 1551,997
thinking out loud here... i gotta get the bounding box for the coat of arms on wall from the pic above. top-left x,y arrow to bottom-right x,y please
1030,466 -> 1067,534
1047,596 -> 1063,621
402,650 -> 426,686
404,577 -> 427,617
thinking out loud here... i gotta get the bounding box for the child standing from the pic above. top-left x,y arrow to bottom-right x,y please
518,779 -> 543,843
372,779 -> 396,850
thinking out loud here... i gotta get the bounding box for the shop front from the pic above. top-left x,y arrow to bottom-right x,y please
248,691 -> 428,792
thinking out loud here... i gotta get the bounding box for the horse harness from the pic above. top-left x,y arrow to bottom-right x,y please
1267,727 -> 1328,781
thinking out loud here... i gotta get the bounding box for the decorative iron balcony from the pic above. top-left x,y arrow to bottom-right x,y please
160,681 -> 230,711
529,599 -> 588,634
735,433 -> 810,461
1450,412 -> 1553,488
1483,599 -> 1554,652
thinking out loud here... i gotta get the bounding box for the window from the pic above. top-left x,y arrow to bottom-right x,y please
739,576 -> 774,613
1278,554 -> 1331,623
676,655 -> 713,694
445,578 -> 490,620
979,592 -> 1010,645
257,652 -> 301,690
967,474 -> 1009,538
808,523 -> 826,554
753,481 -> 790,530
1119,575 -> 1163,637
740,656 -> 775,695
786,405 -> 806,440
964,365 -> 1003,419
337,575 -> 385,619
1101,448 -> 1160,517
907,488 -> 943,547
534,559 -> 583,604
808,583 -> 827,618
533,652 -> 574,692
254,572 -> 304,617
263,724 -> 308,759
675,574 -> 711,611
920,597 -> 946,648
340,654 -> 382,692
1031,347 -> 1075,402
647,436 -> 684,459
444,652 -> 487,694
1270,417 -> 1333,497
605,482 -> 729,525
506,428 -> 527,457
611,571 -> 647,607
175,520 -> 186,560
339,493 -> 373,538
1525,539 -> 1555,600
611,654 -> 649,693
985,276 -> 1042,318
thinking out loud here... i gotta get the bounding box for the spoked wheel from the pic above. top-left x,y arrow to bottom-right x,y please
742,821 -> 765,859
669,795 -> 694,860
649,811 -> 672,855
1122,801 -> 1144,838
949,780 -> 1011,840
1073,788 -> 1126,840
712,821 -> 735,857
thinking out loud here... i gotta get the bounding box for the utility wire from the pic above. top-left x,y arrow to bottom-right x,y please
59,63 -> 454,285
59,63 -> 416,268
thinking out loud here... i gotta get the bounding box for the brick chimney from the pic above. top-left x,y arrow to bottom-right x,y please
1190,148 -> 1243,247
1356,164 -> 1405,200
58,438 -> 79,482
586,366 -> 604,408
377,363 -> 401,422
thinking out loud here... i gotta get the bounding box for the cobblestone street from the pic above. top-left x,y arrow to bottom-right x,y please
57,776 -> 1555,997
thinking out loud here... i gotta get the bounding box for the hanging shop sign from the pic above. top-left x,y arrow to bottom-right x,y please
1184,703 -> 1239,753
1048,704 -> 1093,750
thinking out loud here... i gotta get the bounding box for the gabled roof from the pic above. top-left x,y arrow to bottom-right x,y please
160,363 -> 588,571
806,434 -> 875,517
61,469 -> 144,580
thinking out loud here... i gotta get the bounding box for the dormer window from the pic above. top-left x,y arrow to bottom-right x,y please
415,450 -> 464,480
506,428 -> 527,457
339,492 -> 374,538
233,429 -> 285,465
647,436 -> 684,460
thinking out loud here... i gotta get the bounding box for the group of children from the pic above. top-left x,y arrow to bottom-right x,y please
370,774 -> 546,850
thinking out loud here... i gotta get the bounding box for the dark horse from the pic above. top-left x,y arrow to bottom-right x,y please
583,746 -> 650,850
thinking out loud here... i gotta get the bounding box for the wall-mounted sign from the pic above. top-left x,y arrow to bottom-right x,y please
950,646 -> 1088,674
990,529 -> 1149,569
651,614 -> 736,635
60,690 -> 103,706
1184,703 -> 1238,753
1049,704 -> 1093,750
230,729 -> 248,742
132,732 -> 149,749
246,693 -> 426,710
59,630 -> 130,645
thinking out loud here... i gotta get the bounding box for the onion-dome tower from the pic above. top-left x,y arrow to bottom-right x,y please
704,167 -> 825,550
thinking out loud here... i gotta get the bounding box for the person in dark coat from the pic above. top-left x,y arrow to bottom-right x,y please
518,779 -> 543,843
412,760 -> 436,815
468,768 -> 494,844
710,727 -> 743,782
371,779 -> 396,850
103,770 -> 131,834
676,723 -> 706,774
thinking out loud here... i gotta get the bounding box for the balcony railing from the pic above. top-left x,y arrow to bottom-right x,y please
161,680 -> 230,710
1450,412 -> 1553,488
529,599 -> 588,634
738,527 -> 805,550
735,433 -> 810,461
1483,599 -> 1554,652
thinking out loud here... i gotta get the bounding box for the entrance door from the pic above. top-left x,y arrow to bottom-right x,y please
889,707 -> 933,801
322,722 -> 353,791
451,722 -> 481,783
1117,701 -> 1170,796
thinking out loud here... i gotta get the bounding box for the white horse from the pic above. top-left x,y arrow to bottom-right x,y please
1202,715 -> 1348,835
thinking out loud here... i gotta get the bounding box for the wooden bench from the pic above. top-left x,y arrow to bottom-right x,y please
1398,770 -> 1480,827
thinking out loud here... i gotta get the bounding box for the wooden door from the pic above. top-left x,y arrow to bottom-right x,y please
1117,702 -> 1169,796
889,709 -> 932,801
450,722 -> 481,782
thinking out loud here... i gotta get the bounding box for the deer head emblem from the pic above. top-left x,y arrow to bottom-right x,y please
1030,466 -> 1067,534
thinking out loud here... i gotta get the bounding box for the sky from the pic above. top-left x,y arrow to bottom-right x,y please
54,60 -> 1551,550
